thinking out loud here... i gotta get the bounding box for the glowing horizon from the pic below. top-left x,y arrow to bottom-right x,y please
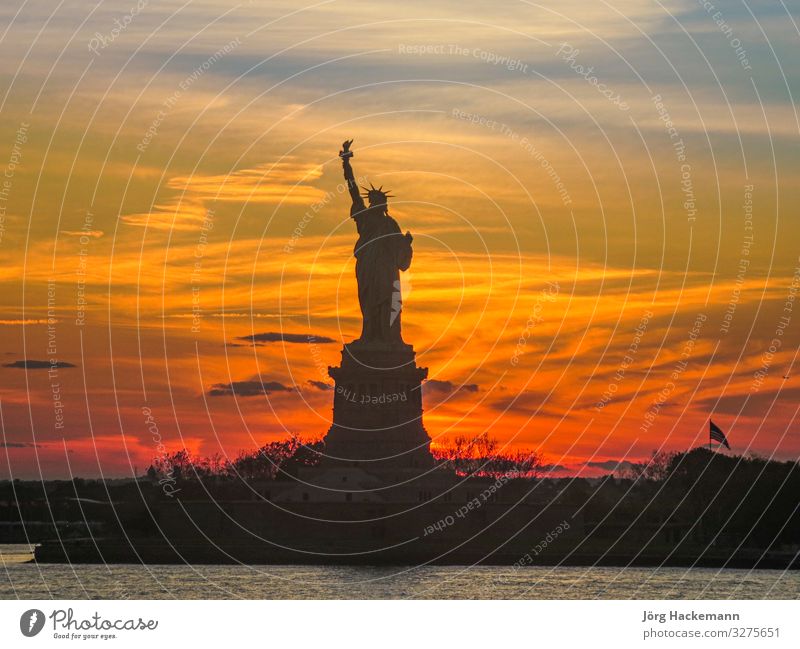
1,0 -> 798,479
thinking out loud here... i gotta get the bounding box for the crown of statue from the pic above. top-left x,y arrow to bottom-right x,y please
360,183 -> 394,205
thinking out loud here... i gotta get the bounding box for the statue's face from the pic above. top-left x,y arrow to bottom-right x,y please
368,192 -> 388,208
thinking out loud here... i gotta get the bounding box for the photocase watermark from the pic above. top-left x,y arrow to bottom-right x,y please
87,0 -> 149,56
510,281 -> 559,366
398,43 -> 529,72
512,519 -> 571,567
401,41 -> 627,113
556,43 -> 629,111
142,406 -> 181,498
26,607 -> 158,640
307,334 -> 330,382
452,108 -> 573,206
137,37 -> 241,153
336,384 -> 408,405
720,184 -> 754,335
20,609 -> 45,637
651,94 -> 695,223
595,309 -> 654,410
0,121 -> 30,247
74,210 -> 97,327
451,108 -> 502,131
422,471 -> 516,537
695,0 -> 753,71
750,259 -> 800,392
639,312 -> 707,434
46,281 -> 67,433
190,208 -> 215,334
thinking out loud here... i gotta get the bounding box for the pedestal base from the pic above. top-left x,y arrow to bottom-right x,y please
323,341 -> 433,469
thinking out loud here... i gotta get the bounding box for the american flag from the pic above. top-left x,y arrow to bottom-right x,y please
709,420 -> 731,450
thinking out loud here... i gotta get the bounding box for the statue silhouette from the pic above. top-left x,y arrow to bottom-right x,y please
340,139 -> 413,345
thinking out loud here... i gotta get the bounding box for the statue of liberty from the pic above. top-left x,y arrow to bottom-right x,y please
339,140 -> 413,345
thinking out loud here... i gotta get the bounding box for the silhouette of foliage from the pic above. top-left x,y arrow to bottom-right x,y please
431,433 -> 544,478
617,450 -> 674,481
148,437 -> 324,482
5,445 -> 798,558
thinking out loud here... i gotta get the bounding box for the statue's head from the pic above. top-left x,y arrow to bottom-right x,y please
361,183 -> 393,210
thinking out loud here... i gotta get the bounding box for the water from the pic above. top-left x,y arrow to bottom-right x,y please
1,545 -> 797,599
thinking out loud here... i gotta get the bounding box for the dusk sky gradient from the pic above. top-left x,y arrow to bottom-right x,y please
0,0 -> 798,478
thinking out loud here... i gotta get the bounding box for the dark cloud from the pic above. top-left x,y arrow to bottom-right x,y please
694,387 -> 800,417
207,380 -> 294,397
0,442 -> 41,448
306,380 -> 333,391
424,379 -> 479,394
236,332 -> 335,345
489,391 -> 575,421
489,391 -> 550,413
585,460 -> 636,471
540,463 -> 569,473
3,359 -> 76,369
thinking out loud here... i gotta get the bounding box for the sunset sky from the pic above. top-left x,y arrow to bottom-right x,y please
1,0 -> 798,478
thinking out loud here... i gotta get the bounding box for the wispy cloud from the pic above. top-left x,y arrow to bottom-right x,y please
236,332 -> 335,345
424,379 -> 479,394
207,379 -> 294,397
306,380 -> 333,391
3,360 -> 76,369
121,161 -> 326,230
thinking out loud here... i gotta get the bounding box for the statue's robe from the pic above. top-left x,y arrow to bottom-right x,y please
351,203 -> 412,343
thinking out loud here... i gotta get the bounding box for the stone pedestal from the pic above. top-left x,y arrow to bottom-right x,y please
323,340 -> 434,469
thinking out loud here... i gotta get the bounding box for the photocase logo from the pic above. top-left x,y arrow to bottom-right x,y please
20,609 -> 45,637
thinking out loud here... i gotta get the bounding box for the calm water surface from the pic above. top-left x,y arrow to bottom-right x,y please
1,545 -> 797,599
